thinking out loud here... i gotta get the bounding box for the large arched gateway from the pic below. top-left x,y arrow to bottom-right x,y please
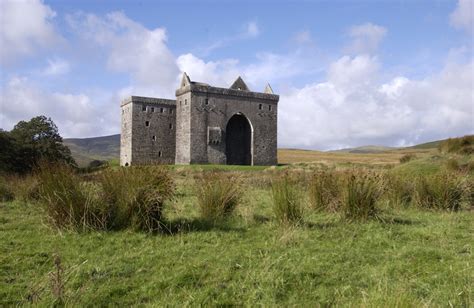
225,114 -> 252,165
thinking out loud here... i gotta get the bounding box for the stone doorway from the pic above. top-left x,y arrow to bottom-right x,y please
225,114 -> 252,165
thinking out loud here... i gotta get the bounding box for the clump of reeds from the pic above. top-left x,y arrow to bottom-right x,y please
308,170 -> 342,211
271,174 -> 303,225
342,171 -> 383,221
413,171 -> 467,211
195,172 -> 241,222
399,153 -> 417,164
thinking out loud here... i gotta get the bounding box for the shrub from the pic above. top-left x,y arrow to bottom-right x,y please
308,170 -> 341,211
399,153 -> 417,164
413,172 -> 467,211
342,171 -> 382,221
0,176 -> 14,202
37,163 -> 106,231
271,175 -> 303,225
100,166 -> 175,232
196,172 -> 241,222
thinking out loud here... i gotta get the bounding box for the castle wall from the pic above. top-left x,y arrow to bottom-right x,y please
176,85 -> 279,165
175,91 -> 192,164
120,101 -> 133,166
120,96 -> 176,165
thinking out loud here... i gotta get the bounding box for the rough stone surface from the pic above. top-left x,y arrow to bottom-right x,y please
120,75 -> 279,166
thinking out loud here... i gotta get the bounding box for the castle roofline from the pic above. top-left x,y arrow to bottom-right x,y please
175,83 -> 279,101
120,96 -> 176,107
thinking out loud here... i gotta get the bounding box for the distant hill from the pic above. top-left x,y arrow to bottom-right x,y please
331,145 -> 398,154
63,134 -> 455,166
63,134 -> 120,167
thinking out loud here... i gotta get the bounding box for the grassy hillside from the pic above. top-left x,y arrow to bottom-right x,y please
63,134 -> 120,167
63,134 -> 468,167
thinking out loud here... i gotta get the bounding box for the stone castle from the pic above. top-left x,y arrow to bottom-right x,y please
120,73 -> 279,166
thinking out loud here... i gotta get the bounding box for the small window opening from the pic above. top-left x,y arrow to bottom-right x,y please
185,99 -> 187,105
145,121 -> 150,127
259,104 -> 262,110
152,136 -> 156,141
169,123 -> 173,129
269,105 -> 272,111
125,162 -> 129,167
238,87 -> 241,90
158,151 -> 162,157
205,98 -> 209,105
160,107 -> 164,113
170,109 -> 173,114
142,106 -> 147,112
180,100 -> 182,106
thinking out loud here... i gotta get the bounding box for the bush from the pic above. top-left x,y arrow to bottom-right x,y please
413,172 -> 467,211
100,166 -> 175,232
271,175 -> 303,225
196,172 -> 241,222
342,171 -> 382,221
308,170 -> 341,211
0,176 -> 14,202
37,163 -> 106,231
399,153 -> 417,164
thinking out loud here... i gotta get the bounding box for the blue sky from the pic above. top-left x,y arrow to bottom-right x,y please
0,0 -> 472,150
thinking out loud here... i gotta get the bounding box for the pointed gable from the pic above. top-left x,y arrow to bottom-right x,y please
180,72 -> 191,88
264,83 -> 274,94
230,76 -> 250,91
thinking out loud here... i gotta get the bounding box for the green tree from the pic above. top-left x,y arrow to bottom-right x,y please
0,129 -> 19,174
7,116 -> 76,173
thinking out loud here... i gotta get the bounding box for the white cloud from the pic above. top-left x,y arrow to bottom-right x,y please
278,56 -> 474,150
347,23 -> 387,54
66,11 -> 179,97
450,0 -> 473,32
244,21 -> 260,38
0,76 -> 118,137
42,58 -> 70,76
0,0 -> 60,62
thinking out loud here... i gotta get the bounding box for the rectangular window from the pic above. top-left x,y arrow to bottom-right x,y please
169,123 -> 173,129
145,121 -> 150,127
170,109 -> 173,115
158,151 -> 162,157
259,104 -> 262,110
152,136 -> 156,141
151,107 -> 155,112
185,99 -> 187,105
160,107 -> 164,113
268,105 -> 272,111
142,106 -> 147,112
205,98 -> 209,105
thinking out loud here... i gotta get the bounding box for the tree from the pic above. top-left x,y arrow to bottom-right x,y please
5,116 -> 76,173
0,129 -> 19,174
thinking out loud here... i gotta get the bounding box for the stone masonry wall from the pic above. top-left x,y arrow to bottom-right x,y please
120,96 -> 176,165
176,84 -> 279,165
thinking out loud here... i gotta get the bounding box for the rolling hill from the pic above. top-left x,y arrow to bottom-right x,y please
64,134 -> 447,167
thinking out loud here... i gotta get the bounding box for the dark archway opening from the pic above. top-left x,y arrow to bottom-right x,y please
225,114 -> 252,165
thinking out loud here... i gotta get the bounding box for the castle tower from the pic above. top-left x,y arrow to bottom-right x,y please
175,73 -> 279,165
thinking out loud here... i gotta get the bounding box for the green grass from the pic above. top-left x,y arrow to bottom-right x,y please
1,189 -> 472,306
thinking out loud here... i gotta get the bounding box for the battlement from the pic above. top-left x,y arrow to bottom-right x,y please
175,84 -> 279,102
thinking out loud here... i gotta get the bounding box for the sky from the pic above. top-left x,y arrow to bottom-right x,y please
0,0 -> 473,150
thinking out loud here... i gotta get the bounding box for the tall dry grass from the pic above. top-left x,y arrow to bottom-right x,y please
196,172 -> 241,222
413,171 -> 468,211
271,175 -> 303,225
308,170 -> 342,211
342,171 -> 383,221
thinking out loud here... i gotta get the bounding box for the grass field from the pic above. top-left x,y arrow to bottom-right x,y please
1,148 -> 473,306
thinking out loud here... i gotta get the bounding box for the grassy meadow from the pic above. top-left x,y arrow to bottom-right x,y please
1,145 -> 473,306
